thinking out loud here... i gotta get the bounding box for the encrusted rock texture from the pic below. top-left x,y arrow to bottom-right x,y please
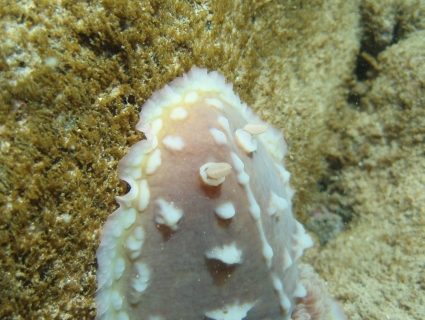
0,0 -> 424,319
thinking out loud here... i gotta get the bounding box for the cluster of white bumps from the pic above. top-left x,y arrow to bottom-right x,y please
95,68 -> 323,320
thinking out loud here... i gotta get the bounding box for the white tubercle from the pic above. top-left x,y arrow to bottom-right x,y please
274,163 -> 291,183
282,249 -> 293,272
145,149 -> 162,175
127,151 -> 144,168
131,167 -> 143,181
111,290 -> 123,311
184,91 -> 198,103
230,152 -> 244,171
293,278 -> 307,298
205,243 -> 242,265
200,162 -> 232,186
215,202 -> 236,219
217,116 -> 231,135
114,258 -> 125,280
271,274 -> 291,314
209,127 -> 227,145
125,226 -> 144,259
151,118 -> 163,135
231,152 -> 273,268
235,129 -> 257,153
132,262 -> 150,292
205,97 -> 223,110
255,218 -> 274,268
151,136 -> 159,151
130,262 -> 150,304
204,301 -> 256,320
169,107 -> 188,120
117,311 -> 129,320
247,188 -> 260,220
123,208 -> 137,229
155,199 -> 184,231
292,221 -> 314,261
138,179 -> 150,212
162,135 -> 185,151
267,192 -> 289,216
219,93 -> 239,109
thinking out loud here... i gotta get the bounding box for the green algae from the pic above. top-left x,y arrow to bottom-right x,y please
1,0 -> 424,319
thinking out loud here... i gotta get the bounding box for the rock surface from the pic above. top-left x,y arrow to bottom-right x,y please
0,0 -> 424,319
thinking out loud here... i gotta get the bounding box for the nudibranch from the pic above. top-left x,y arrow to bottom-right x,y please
95,68 -> 346,320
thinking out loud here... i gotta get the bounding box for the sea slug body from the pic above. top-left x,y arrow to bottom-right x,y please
95,67 -> 346,320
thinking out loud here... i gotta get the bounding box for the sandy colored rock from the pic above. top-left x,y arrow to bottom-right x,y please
305,28 -> 425,319
0,0 -> 424,319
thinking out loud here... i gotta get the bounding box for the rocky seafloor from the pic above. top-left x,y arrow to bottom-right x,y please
0,0 -> 424,319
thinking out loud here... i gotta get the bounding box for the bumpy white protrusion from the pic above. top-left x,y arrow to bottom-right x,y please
267,192 -> 289,216
130,262 -> 150,304
138,179 -> 150,212
125,226 -> 144,260
146,149 -> 162,175
111,217 -> 124,238
205,97 -> 223,110
259,128 -> 285,161
205,243 -> 242,265
293,278 -> 307,298
219,92 -> 241,110
131,166 -> 143,181
262,241 -> 274,268
155,199 -> 184,231
271,274 -> 291,314
162,135 -> 185,151
215,202 -> 236,219
274,163 -> 291,184
297,231 -> 314,251
247,188 -> 260,220
230,153 -> 249,185
123,208 -> 137,229
285,186 -> 295,203
230,152 -> 244,171
204,301 -> 255,320
185,91 -> 198,103
95,289 -> 110,316
235,128 -> 257,153
209,127 -> 227,145
237,171 -> 249,185
97,243 -> 116,288
200,162 -> 232,186
217,116 -> 231,135
111,290 -> 123,311
151,118 -> 163,135
282,249 -> 293,272
114,258 -> 125,280
230,152 -> 273,268
169,106 -> 188,120
126,151 -> 144,168
291,222 -> 314,262
256,220 -> 274,268
117,311 -> 129,320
